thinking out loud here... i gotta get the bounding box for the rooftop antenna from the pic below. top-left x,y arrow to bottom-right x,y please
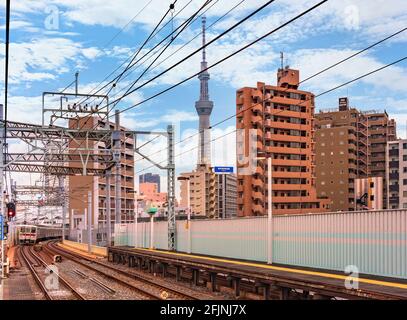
280,52 -> 284,70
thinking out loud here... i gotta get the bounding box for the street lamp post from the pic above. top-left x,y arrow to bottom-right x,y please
178,176 -> 191,254
134,198 -> 143,248
258,153 -> 273,264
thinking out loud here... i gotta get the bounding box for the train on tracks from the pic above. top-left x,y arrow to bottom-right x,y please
13,225 -> 63,245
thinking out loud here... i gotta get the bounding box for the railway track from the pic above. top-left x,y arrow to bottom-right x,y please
18,245 -> 86,300
44,241 -> 199,300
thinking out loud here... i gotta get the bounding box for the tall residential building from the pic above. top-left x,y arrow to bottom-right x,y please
386,139 -> 407,209
179,166 -> 217,217
366,111 -> 397,208
217,173 -> 238,218
236,67 -> 331,216
179,168 -> 238,218
68,116 -> 135,229
139,173 -> 161,192
315,98 -> 368,211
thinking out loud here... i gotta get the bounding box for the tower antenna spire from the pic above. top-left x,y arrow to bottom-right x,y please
202,16 -> 207,65
195,16 -> 213,167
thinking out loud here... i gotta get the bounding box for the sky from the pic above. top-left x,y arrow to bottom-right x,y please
0,0 -> 407,193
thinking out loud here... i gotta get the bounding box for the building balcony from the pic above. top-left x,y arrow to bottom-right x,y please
267,146 -> 307,155
252,104 -> 263,113
252,178 -> 264,188
389,172 -> 399,180
389,161 -> 399,169
252,203 -> 264,215
389,196 -> 399,203
389,185 -> 399,192
272,133 -> 308,143
271,159 -> 306,166
272,183 -> 307,191
389,149 -> 399,157
270,108 -> 303,118
272,171 -> 311,179
252,190 -> 264,200
270,121 -> 307,131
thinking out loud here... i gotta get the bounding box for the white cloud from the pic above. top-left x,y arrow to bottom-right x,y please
289,48 -> 407,94
0,38 -> 103,84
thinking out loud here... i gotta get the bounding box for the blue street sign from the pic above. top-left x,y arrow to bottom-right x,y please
0,215 -> 3,241
213,166 -> 234,174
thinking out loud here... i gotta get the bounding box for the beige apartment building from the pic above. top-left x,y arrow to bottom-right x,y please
179,165 -> 238,218
179,165 -> 217,217
236,67 -> 331,216
386,139 -> 407,209
366,111 -> 397,208
68,116 -> 135,229
355,177 -> 383,210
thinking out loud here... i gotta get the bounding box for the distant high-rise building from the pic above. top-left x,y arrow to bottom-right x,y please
68,116 -> 135,229
386,139 -> 407,209
216,173 -> 238,218
236,67 -> 331,216
315,99 -> 396,210
139,173 -> 161,192
315,98 -> 368,211
365,111 -> 397,208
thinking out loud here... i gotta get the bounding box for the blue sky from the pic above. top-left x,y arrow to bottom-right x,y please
0,0 -> 407,190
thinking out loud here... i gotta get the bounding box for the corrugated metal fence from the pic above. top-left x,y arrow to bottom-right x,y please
114,209 -> 407,279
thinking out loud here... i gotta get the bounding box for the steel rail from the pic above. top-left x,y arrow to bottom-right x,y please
46,241 -> 198,300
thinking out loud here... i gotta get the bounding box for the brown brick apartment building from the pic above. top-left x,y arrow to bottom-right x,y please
315,98 -> 368,211
315,99 -> 396,210
68,116 -> 135,229
236,67 -> 331,216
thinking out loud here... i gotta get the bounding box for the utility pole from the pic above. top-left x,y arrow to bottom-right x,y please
59,175 -> 66,241
167,125 -> 176,250
267,157 -> 273,264
114,111 -> 121,225
75,71 -> 79,95
87,191 -> 92,253
106,171 -> 111,246
0,104 -> 5,279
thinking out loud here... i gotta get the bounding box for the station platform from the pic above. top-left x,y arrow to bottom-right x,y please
59,240 -> 107,259
1,246 -> 41,300
108,246 -> 407,300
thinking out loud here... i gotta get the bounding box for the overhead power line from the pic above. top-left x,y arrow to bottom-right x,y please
47,1 -> 214,171
107,0 -> 282,109
135,55 -> 407,175
128,26 -> 407,163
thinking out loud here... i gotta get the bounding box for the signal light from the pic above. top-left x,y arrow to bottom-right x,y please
7,202 -> 16,218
